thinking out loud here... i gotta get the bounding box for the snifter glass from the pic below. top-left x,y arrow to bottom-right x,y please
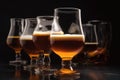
20,18 -> 39,70
33,16 -> 54,71
87,20 -> 112,65
6,18 -> 26,65
50,7 -> 85,76
82,23 -> 99,65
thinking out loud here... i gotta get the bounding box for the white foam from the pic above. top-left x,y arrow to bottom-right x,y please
85,42 -> 98,45
33,31 -> 51,35
20,35 -> 32,40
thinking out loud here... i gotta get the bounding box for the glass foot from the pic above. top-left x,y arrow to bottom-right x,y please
54,68 -> 80,76
34,67 -> 57,75
9,60 -> 27,66
23,64 -> 38,71
54,69 -> 80,80
43,68 -> 57,75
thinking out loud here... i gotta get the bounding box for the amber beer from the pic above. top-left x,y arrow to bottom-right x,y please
51,34 -> 84,60
20,35 -> 39,58
7,36 -> 22,52
32,31 -> 51,51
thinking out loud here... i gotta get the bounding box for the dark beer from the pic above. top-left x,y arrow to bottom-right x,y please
83,42 -> 98,53
51,35 -> 84,60
20,35 -> 39,58
7,36 -> 22,52
32,31 -> 51,51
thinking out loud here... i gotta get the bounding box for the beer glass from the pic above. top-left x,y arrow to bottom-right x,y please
82,23 -> 99,65
50,7 -> 85,76
20,18 -> 39,70
87,20 -> 112,65
6,18 -> 26,65
33,16 -> 53,71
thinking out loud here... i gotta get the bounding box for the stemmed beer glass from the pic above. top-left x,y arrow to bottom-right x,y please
6,18 -> 26,65
82,23 -> 99,65
50,7 -> 85,75
87,20 -> 112,65
20,18 -> 39,70
33,16 -> 53,71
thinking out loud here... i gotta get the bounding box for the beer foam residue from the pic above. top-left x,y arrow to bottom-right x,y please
33,31 -> 51,35
51,31 -> 64,35
85,42 -> 99,45
20,35 -> 32,40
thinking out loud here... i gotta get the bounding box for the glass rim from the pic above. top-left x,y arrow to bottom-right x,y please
82,23 -> 94,27
88,19 -> 111,25
54,7 -> 80,12
88,20 -> 101,23
36,16 -> 54,21
10,17 -> 24,19
25,18 -> 36,19
25,18 -> 37,21
37,16 -> 54,18
10,18 -> 24,20
10,18 -> 24,22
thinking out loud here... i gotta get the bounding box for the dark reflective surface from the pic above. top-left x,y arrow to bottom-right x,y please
0,64 -> 120,80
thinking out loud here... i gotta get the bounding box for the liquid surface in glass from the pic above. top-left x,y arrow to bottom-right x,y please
20,35 -> 39,58
33,31 -> 51,51
51,34 -> 84,60
7,36 -> 22,52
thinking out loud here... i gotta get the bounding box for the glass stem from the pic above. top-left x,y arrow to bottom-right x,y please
62,59 -> 73,71
30,57 -> 38,66
15,51 -> 21,61
38,53 -> 44,69
43,53 -> 51,69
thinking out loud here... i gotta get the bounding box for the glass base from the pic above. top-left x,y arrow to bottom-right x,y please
43,69 -> 57,75
54,68 -> 80,77
9,60 -> 27,66
23,64 -> 38,71
34,67 -> 57,75
54,69 -> 80,80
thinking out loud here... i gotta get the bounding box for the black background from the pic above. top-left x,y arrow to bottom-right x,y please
0,0 -> 119,66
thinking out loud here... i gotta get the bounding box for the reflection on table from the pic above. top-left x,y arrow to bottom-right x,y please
0,64 -> 120,80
